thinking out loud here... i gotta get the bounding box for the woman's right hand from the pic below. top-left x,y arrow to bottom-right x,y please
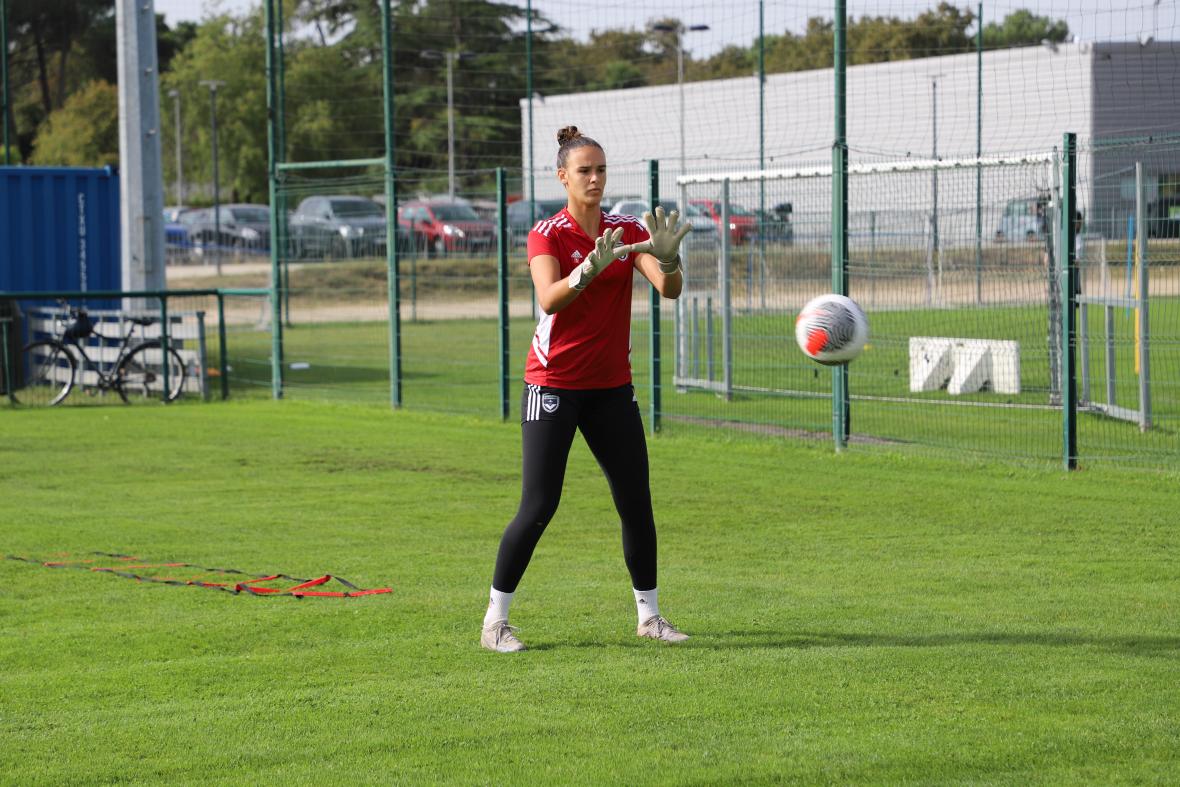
568,228 -> 626,290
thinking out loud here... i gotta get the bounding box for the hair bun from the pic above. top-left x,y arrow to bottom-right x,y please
557,126 -> 582,146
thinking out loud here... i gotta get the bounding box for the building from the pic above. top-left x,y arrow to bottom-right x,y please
521,41 -> 1180,241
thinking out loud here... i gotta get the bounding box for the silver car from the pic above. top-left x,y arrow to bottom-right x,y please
607,199 -> 719,249
996,196 -> 1049,243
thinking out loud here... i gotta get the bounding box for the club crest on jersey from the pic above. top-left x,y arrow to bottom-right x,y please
571,251 -> 583,262
541,393 -> 560,413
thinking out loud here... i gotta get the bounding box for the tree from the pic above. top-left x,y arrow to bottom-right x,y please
7,0 -> 111,115
162,11 -> 270,202
29,80 -> 118,166
983,10 -> 1070,49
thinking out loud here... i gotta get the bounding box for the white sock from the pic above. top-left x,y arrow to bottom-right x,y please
634,587 -> 659,625
483,587 -> 514,627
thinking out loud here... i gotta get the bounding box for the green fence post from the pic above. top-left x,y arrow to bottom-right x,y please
1,317 -> 12,403
497,167 -> 510,420
217,291 -> 229,400
380,0 -> 401,409
159,295 -> 170,403
1060,132 -> 1078,470
831,0 -> 850,451
648,159 -> 662,434
264,0 -> 284,400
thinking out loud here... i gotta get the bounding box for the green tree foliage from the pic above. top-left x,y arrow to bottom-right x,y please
162,12 -> 269,203
4,0 -> 111,159
29,79 -> 118,166
2,1 -> 1070,198
983,10 -> 1070,49
4,0 -> 194,164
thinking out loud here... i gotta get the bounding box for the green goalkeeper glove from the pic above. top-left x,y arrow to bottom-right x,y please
631,206 -> 692,273
568,227 -> 627,290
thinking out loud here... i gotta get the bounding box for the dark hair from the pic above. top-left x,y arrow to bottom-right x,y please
556,126 -> 603,168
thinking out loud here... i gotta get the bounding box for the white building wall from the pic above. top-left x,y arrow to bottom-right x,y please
521,43 -> 1179,241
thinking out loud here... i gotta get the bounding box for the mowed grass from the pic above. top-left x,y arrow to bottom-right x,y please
2,401 -> 1179,784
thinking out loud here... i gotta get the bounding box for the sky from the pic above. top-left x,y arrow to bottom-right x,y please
153,1 -> 1178,56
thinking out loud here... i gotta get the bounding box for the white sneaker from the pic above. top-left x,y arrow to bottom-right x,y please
637,615 -> 689,643
481,620 -> 526,653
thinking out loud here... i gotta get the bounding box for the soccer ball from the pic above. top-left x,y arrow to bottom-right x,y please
795,294 -> 869,365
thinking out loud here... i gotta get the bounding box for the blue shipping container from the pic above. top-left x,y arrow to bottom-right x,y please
0,166 -> 121,293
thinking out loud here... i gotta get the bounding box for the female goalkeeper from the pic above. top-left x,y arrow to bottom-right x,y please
480,126 -> 692,652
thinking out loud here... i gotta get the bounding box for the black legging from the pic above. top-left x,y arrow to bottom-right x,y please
491,384 -> 657,593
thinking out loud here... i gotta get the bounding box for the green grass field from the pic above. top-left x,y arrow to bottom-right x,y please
3,401 -> 1179,783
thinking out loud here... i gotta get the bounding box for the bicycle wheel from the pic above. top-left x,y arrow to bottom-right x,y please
14,340 -> 75,406
116,341 -> 187,404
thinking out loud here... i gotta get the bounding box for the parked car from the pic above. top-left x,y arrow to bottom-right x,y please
607,198 -> 719,249
690,199 -> 759,245
289,195 -> 393,260
399,200 -> 497,256
996,195 -> 1049,242
505,198 -> 567,246
755,202 -> 795,244
181,203 -> 272,256
163,205 -> 193,223
162,206 -> 195,263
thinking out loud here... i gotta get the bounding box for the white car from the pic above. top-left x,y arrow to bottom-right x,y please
996,195 -> 1049,243
608,199 -> 719,249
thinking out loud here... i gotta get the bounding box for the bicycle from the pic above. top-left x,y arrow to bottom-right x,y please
14,303 -> 187,406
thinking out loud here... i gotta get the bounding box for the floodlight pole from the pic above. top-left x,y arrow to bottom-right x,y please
200,80 -> 225,274
526,0 -> 534,215
445,52 -> 456,199
1,0 -> 10,165
653,22 -> 709,179
168,89 -> 184,204
116,0 -> 167,295
931,77 -> 942,270
975,2 -> 983,304
422,50 -> 473,200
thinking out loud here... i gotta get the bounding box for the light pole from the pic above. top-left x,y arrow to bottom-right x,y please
652,22 -> 709,179
931,76 -> 942,259
168,89 -> 183,205
199,79 -> 225,272
421,50 -> 475,200
1,0 -> 10,165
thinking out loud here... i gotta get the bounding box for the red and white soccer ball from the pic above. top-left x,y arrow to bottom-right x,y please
795,293 -> 869,366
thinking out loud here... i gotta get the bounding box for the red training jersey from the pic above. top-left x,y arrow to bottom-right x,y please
524,208 -> 650,389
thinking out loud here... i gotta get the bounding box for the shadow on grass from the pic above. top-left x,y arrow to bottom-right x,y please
702,629 -> 1180,656
545,629 -> 1180,656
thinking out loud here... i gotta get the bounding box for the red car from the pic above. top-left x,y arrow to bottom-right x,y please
398,200 -> 496,257
690,199 -> 758,245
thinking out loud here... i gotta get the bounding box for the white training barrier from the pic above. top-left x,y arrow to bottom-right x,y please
909,336 -> 1020,395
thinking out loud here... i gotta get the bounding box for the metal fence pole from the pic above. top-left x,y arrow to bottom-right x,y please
217,292 -> 229,400
497,167 -> 510,421
159,296 -> 170,403
381,0 -> 401,409
1060,132 -> 1077,469
832,0 -> 850,449
264,0 -> 284,399
1136,162 -> 1152,431
648,159 -> 662,432
720,179 -> 733,400
1,317 -> 12,403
